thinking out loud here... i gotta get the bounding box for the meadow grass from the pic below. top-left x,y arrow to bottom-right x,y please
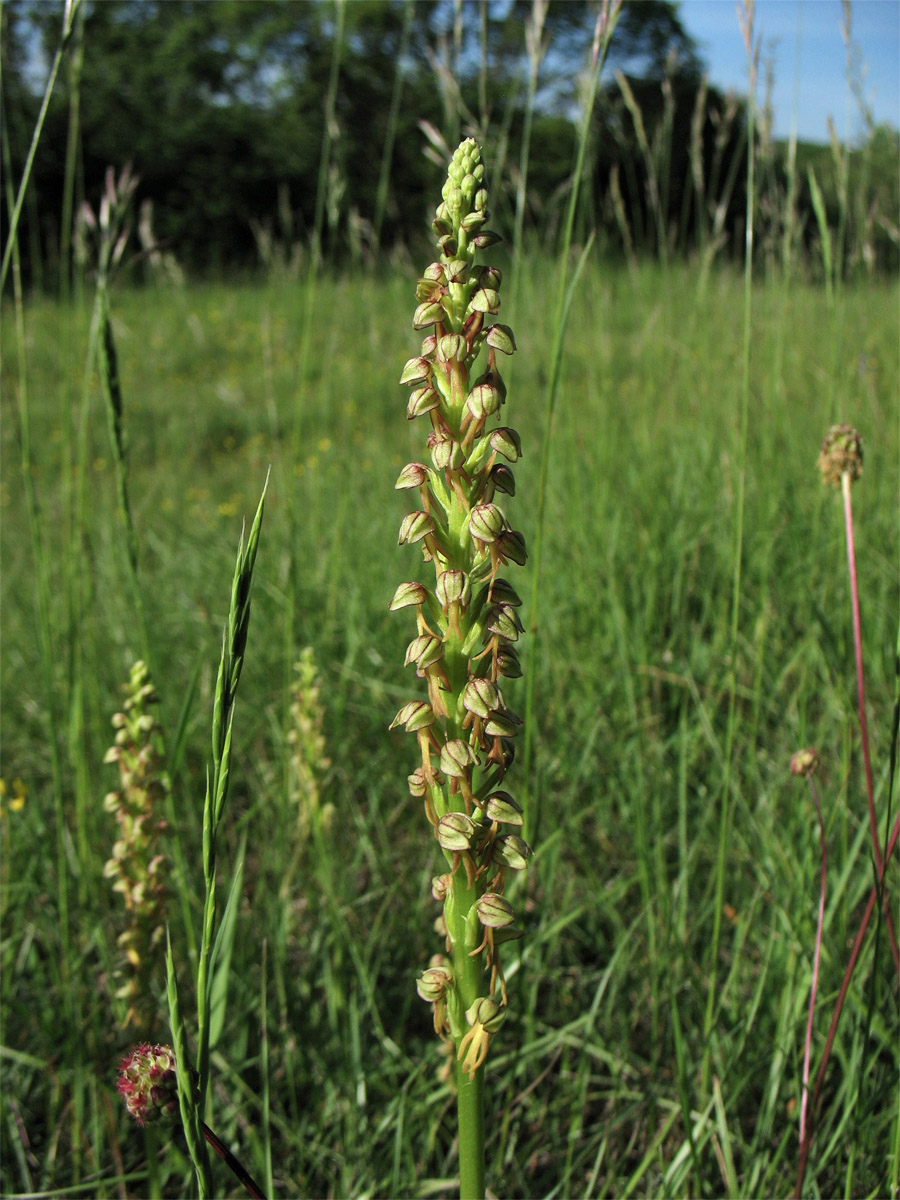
2,251 -> 897,1196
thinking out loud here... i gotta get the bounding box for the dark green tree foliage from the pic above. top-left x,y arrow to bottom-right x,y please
2,0 -> 896,283
611,0 -> 701,81
792,126 -> 900,275
593,72 -> 747,259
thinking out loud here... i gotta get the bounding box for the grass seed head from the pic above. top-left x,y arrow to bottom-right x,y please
817,423 -> 863,487
790,748 -> 820,777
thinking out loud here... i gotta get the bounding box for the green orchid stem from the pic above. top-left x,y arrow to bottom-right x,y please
456,1064 -> 486,1200
447,866 -> 487,1196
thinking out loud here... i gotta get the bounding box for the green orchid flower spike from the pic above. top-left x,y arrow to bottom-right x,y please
390,138 -> 530,1199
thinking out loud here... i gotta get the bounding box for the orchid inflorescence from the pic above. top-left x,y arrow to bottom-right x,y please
390,138 -> 530,1079
103,660 -> 169,1031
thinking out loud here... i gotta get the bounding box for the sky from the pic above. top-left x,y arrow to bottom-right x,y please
677,0 -> 900,143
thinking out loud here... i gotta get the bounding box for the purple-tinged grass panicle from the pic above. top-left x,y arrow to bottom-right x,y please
79,165 -> 152,663
103,660 -> 169,1032
391,137 -> 529,1200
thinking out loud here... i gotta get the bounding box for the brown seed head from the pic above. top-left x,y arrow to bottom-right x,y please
817,424 -> 863,488
790,748 -> 820,778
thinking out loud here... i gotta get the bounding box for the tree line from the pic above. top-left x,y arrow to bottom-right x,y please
2,0 -> 897,287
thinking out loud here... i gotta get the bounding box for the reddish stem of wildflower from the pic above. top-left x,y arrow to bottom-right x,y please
799,774 -> 827,1150
201,1121 -> 267,1200
842,473 -> 880,865
841,471 -> 900,973
794,809 -> 900,1198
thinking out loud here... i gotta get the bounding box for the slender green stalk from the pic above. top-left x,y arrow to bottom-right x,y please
511,0 -> 548,295
834,1 -> 853,290
2,110 -> 72,1006
167,937 -> 214,1197
522,0 -> 622,837
159,479 -> 268,1197
260,938 -> 274,1200
310,0 -> 345,277
789,750 -> 827,1152
373,0 -> 413,251
196,479 -> 268,1117
841,472 -> 883,866
0,0 -> 81,293
794,810 -> 900,1196
81,166 -> 151,663
281,0 -> 346,839
701,0 -> 757,1099
616,70 -> 667,264
456,1065 -> 485,1200
58,0 -> 85,306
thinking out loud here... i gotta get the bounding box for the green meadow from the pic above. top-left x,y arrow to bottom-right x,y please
2,254 -> 898,1196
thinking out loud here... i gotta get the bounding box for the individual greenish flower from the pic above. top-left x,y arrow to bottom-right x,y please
392,138 -> 530,1080
457,996 -> 507,1077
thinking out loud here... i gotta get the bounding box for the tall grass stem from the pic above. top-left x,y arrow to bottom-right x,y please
3,131 -> 71,1000
373,0 -> 412,250
840,470 -> 900,969
522,0 -> 622,831
701,0 -> 756,1099
798,771 -> 826,1150
58,1 -> 85,306
794,810 -> 900,1196
195,478 -> 268,1121
0,0 -> 81,293
511,0 -> 548,296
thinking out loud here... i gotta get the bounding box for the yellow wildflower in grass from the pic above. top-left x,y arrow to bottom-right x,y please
0,778 -> 27,816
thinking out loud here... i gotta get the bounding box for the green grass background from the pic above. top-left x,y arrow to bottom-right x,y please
2,256 -> 898,1197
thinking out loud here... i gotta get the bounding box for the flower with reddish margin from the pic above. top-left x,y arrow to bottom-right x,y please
116,1042 -> 179,1126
